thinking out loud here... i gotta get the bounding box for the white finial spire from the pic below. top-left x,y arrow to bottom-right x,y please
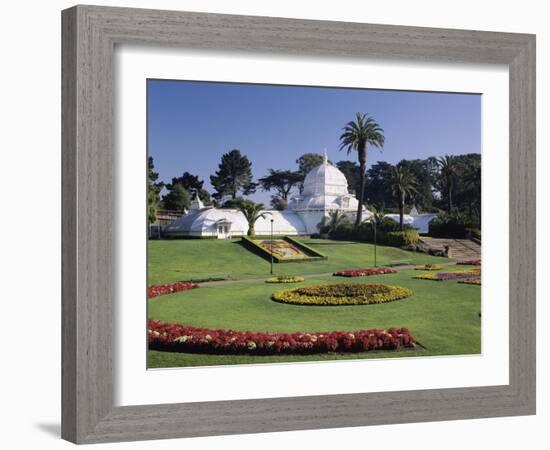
190,191 -> 204,211
323,147 -> 328,164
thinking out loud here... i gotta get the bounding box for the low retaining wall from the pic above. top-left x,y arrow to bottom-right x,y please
240,236 -> 327,263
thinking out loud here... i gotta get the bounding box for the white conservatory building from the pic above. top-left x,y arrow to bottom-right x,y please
164,153 -> 435,238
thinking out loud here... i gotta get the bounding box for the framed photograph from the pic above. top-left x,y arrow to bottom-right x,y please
62,5 -> 536,444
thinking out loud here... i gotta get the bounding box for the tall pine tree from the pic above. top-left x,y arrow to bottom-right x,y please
210,149 -> 257,201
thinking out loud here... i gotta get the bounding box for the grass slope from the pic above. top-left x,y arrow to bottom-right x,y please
147,268 -> 480,368
148,238 -> 450,285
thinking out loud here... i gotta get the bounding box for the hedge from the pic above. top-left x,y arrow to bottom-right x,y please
330,220 -> 419,249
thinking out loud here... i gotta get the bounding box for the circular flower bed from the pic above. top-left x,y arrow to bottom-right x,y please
265,276 -> 305,284
272,283 -> 413,306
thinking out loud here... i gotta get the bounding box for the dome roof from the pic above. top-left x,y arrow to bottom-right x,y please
302,156 -> 349,196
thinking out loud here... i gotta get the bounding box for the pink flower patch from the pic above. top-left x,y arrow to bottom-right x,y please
457,260 -> 481,266
333,267 -> 397,277
148,282 -> 199,298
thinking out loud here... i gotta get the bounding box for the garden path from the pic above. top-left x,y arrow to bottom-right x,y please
198,261 -> 460,287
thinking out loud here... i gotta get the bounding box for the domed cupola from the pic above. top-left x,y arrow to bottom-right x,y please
302,150 -> 349,196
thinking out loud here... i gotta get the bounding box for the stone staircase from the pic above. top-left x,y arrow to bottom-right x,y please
420,237 -> 481,261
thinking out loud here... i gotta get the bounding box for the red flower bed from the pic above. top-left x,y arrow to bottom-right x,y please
148,282 -> 199,298
457,260 -> 481,266
148,319 -> 416,355
333,267 -> 397,277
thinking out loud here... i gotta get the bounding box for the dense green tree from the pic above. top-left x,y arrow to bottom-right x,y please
397,158 -> 438,212
162,183 -> 191,211
210,149 -> 257,201
221,197 -> 245,209
258,169 -> 302,203
235,200 -> 271,237
449,154 -> 481,227
270,197 -> 288,211
436,155 -> 459,213
339,113 -> 385,226
147,157 -> 164,223
386,164 -> 418,230
168,171 -> 211,205
365,161 -> 394,210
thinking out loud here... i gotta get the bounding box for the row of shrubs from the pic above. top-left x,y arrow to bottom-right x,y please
330,218 -> 421,248
328,213 -> 480,250
148,319 -> 417,354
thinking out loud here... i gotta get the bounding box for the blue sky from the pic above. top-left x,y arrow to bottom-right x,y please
148,79 -> 481,204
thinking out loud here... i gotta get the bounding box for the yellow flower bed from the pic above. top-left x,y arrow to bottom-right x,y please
413,267 -> 481,281
413,273 -> 439,280
458,278 -> 481,285
414,264 -> 443,271
265,276 -> 305,284
272,283 -> 413,306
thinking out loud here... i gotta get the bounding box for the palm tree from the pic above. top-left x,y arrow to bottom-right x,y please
236,200 -> 271,237
321,210 -> 349,235
367,205 -> 385,227
387,165 -> 418,230
339,113 -> 385,226
368,206 -> 385,266
436,155 -> 459,213
462,159 -> 481,226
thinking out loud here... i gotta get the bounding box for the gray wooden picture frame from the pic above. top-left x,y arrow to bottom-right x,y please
61,5 -> 536,444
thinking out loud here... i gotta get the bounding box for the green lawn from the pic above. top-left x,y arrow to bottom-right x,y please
148,238 -> 450,285
147,262 -> 481,368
